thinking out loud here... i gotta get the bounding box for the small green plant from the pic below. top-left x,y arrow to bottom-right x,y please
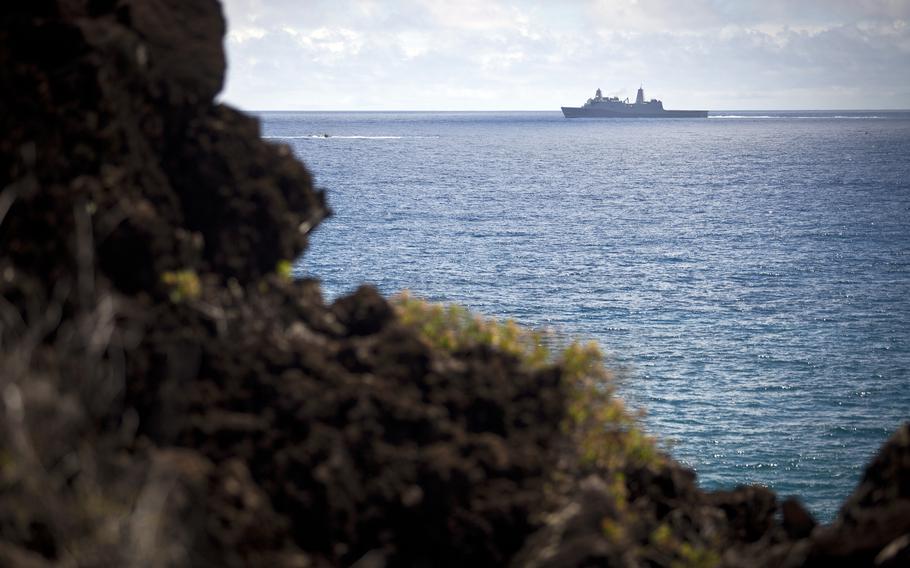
675,543 -> 721,568
161,269 -> 201,302
394,291 -> 549,366
560,340 -> 661,471
651,523 -> 673,547
650,522 -> 721,568
601,516 -> 627,543
276,259 -> 293,280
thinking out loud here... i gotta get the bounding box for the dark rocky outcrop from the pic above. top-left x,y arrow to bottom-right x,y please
1,1 -> 908,566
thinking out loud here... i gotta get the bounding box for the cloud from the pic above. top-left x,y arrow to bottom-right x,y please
218,0 -> 910,110
586,0 -> 910,32
227,25 -> 267,44
281,26 -> 365,63
393,31 -> 434,58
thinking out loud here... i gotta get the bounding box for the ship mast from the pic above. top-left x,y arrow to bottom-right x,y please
635,85 -> 645,104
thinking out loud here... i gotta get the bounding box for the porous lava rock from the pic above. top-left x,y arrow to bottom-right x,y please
1,1 -> 564,565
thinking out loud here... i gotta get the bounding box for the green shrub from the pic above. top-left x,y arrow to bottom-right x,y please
275,259 -> 293,280
394,291 -> 549,365
161,269 -> 201,302
392,293 -> 661,473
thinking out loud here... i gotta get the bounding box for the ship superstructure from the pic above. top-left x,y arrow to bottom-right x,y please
561,86 -> 707,118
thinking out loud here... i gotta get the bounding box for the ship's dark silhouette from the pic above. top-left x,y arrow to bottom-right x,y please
562,86 -> 707,118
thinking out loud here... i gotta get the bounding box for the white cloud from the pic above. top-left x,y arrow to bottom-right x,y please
227,25 -> 267,44
417,0 -> 531,32
479,50 -> 526,71
280,26 -> 365,63
393,31 -> 434,58
218,0 -> 910,110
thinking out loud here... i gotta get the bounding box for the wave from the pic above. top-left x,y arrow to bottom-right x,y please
263,134 -> 441,140
263,134 -> 402,139
710,115 -> 886,119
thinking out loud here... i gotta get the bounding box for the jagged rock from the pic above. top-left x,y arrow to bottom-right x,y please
796,424 -> 910,567
708,485 -> 779,543
1,3 -> 566,564
781,498 -> 817,540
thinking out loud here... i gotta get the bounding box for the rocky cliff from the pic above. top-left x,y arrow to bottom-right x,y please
1,1 -> 907,566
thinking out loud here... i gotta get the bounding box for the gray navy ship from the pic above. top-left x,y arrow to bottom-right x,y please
562,86 -> 707,118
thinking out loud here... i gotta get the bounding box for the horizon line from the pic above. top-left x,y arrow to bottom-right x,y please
240,108 -> 910,113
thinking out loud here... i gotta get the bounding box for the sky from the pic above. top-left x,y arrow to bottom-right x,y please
219,0 -> 910,111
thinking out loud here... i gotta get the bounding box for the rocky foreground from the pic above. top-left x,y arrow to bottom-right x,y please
1,1 -> 908,566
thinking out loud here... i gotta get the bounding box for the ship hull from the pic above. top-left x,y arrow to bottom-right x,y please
561,107 -> 708,118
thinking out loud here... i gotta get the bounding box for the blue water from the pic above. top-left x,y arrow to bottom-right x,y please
259,110 -> 910,522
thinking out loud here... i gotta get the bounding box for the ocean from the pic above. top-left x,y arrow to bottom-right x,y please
259,110 -> 910,522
